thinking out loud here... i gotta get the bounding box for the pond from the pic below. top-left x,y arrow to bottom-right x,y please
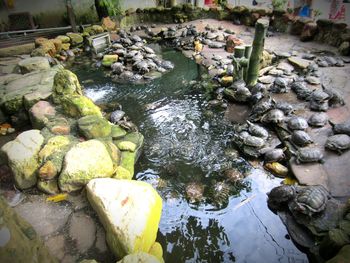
71,47 -> 309,263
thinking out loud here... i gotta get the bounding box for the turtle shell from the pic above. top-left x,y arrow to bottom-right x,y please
288,117 -> 309,130
289,185 -> 329,215
209,181 -> 231,208
331,120 -> 350,136
325,134 -> 350,152
296,147 -> 323,163
264,148 -> 285,163
261,109 -> 285,124
247,121 -> 269,139
308,113 -> 328,127
291,130 -> 313,147
243,135 -> 265,148
267,185 -> 296,210
310,89 -> 330,102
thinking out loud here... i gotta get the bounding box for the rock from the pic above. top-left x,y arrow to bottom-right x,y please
56,35 -> 70,43
14,195 -> 72,236
58,140 -> 114,192
115,132 -> 144,160
144,71 -> 162,80
23,90 -> 52,111
111,125 -> 127,139
31,47 -> 46,57
29,101 -> 56,129
78,115 -> 111,139
102,17 -> 116,31
18,57 -> 50,74
149,242 -> 164,263
326,244 -> 350,263
117,252 -> 161,263
38,39 -> 57,57
44,235 -> 65,261
61,95 -> 102,118
1,130 -> 44,189
37,179 -> 59,195
116,141 -> 137,152
61,43 -> 70,51
339,42 -> 350,56
66,32 -> 83,46
0,197 -> 57,263
68,212 -> 96,254
0,108 -> 7,124
221,76 -> 233,86
226,35 -> 244,53
52,69 -> 82,103
86,178 -> 163,259
102,54 -> 119,67
288,57 -> 311,69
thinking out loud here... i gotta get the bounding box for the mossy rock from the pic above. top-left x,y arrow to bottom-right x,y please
56,35 -> 70,43
61,95 -> 102,118
66,32 -> 84,46
78,115 -> 111,139
37,179 -> 60,194
52,69 -> 82,103
117,252 -> 161,263
58,139 -> 115,192
111,125 -> 127,139
102,55 -> 119,67
116,141 -> 137,152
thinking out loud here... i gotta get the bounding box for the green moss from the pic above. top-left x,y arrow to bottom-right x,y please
116,141 -> 137,152
37,179 -> 59,194
61,95 -> 102,118
120,151 -> 136,177
111,125 -> 127,139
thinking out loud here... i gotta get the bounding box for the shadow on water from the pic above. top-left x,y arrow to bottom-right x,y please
70,47 -> 309,263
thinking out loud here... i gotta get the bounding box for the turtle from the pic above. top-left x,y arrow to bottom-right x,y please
325,134 -> 350,154
275,101 -> 294,115
261,109 -> 285,124
270,77 -> 289,93
309,99 -> 329,112
322,85 -> 345,106
267,185 -> 296,211
118,119 -> 138,132
288,185 -> 329,217
223,168 -> 244,183
308,113 -> 328,127
251,82 -> 267,95
291,130 -> 313,147
251,92 -> 264,104
264,148 -> 285,163
161,60 -> 174,70
246,120 -> 269,139
232,86 -> 252,102
310,89 -> 330,102
111,62 -> 125,75
243,135 -> 265,148
288,116 -> 309,130
115,49 -> 126,57
295,147 -> 324,164
133,60 -> 149,74
209,181 -> 231,208
185,182 -> 205,203
329,120 -> 350,135
131,34 -> 142,43
143,46 -> 155,54
110,110 -> 125,123
264,162 -> 289,177
291,81 -> 313,100
129,44 -> 142,51
249,97 -> 274,121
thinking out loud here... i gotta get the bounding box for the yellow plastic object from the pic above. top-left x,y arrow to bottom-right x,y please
46,193 -> 68,202
264,162 -> 289,177
283,176 -> 298,185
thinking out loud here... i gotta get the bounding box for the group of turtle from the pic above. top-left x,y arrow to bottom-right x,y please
98,28 -> 175,82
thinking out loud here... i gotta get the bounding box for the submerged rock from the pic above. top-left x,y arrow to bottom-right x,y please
58,140 -> 114,192
86,178 -> 163,259
1,130 -> 44,189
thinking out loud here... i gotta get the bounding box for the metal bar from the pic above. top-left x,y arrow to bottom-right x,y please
0,24 -> 92,36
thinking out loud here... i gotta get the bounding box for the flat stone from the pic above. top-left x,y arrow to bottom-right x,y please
258,75 -> 275,84
288,57 -> 311,69
277,61 -> 294,74
18,57 -> 50,74
29,101 -> 56,129
68,212 -> 96,254
45,235 -> 65,260
14,196 -> 72,237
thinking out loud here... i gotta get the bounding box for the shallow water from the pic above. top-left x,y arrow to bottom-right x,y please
71,48 -> 308,263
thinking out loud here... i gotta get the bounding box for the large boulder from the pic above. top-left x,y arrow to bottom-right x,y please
18,57 -> 50,74
1,130 -> 44,189
117,252 -> 161,263
61,95 -> 102,118
58,140 -> 114,192
86,178 -> 163,259
78,115 -> 111,139
0,197 -> 57,263
52,69 -> 82,103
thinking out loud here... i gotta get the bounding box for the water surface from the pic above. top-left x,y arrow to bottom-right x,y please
71,48 -> 308,263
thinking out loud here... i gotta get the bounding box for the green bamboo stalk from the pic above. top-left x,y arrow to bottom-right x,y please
247,18 -> 269,87
243,45 -> 252,82
234,46 -> 245,58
